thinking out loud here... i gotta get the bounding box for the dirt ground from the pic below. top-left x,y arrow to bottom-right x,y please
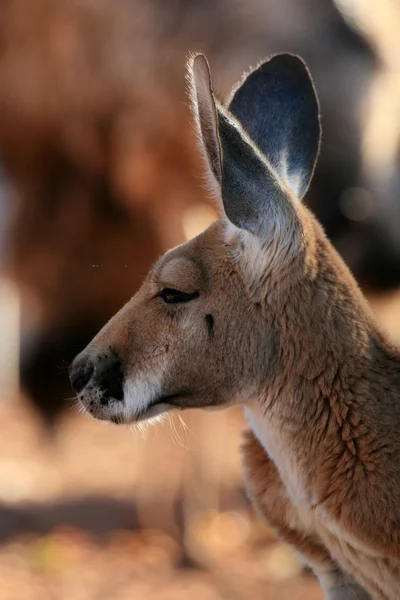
0,399 -> 323,600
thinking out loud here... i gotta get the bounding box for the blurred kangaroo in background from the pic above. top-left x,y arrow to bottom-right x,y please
70,53 -> 400,599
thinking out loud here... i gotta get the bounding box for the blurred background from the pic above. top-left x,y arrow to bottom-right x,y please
0,0 -> 399,598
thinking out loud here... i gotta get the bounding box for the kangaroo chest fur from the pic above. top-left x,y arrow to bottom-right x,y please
244,404 -> 400,600
245,404 -> 315,507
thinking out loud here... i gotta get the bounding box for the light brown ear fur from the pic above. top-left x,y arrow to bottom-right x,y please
187,53 -> 222,199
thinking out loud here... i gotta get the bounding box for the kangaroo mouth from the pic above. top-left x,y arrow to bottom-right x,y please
139,392 -> 189,417
81,385 -> 194,426
109,392 -> 191,425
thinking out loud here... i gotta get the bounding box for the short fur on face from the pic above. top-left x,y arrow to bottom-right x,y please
70,54 -> 400,599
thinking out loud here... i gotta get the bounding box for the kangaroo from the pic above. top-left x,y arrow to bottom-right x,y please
69,53 -> 400,600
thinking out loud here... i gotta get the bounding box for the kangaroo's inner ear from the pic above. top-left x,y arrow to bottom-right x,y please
216,107 -> 291,236
228,54 -> 321,200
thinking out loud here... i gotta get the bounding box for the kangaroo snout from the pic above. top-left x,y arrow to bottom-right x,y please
69,347 -> 124,418
69,354 -> 94,395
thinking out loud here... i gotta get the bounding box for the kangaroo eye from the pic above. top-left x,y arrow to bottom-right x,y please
158,288 -> 199,304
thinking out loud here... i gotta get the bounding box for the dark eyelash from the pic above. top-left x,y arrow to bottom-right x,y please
158,288 -> 199,304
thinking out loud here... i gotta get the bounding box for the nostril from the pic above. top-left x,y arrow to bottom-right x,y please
70,362 -> 94,395
98,360 -> 124,401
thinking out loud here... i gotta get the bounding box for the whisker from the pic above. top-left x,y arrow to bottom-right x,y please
168,414 -> 185,448
178,414 -> 194,437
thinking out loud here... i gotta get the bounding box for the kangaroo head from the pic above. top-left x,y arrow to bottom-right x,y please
69,53 -> 322,424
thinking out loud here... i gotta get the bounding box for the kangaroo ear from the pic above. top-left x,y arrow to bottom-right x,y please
189,53 -> 292,238
228,54 -> 321,200
188,54 -> 222,191
188,53 -> 316,239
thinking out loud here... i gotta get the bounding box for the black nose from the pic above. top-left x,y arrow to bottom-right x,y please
69,357 -> 94,395
97,359 -> 124,401
69,351 -> 124,402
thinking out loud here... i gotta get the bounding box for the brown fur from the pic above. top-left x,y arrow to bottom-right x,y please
70,55 -> 400,599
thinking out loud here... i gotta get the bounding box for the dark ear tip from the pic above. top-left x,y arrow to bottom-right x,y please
262,53 -> 315,83
269,53 -> 307,66
257,53 -> 320,117
227,53 -> 318,111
